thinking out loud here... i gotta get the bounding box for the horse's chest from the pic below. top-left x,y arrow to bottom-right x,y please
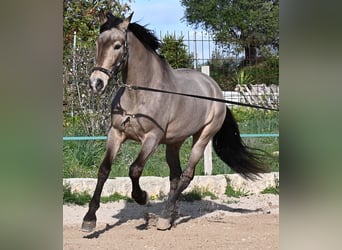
111,113 -> 142,140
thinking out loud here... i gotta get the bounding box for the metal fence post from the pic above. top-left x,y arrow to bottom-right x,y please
201,65 -> 212,175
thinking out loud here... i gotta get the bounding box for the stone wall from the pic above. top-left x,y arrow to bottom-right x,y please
63,172 -> 279,197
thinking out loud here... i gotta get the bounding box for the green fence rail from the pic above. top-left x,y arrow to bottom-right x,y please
63,134 -> 279,141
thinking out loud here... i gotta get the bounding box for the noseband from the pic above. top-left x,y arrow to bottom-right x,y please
91,31 -> 128,80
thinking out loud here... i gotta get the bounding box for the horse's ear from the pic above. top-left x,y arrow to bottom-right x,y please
98,10 -> 107,25
118,12 -> 134,31
126,12 -> 134,23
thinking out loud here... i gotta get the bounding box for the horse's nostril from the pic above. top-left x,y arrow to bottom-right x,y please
95,79 -> 104,91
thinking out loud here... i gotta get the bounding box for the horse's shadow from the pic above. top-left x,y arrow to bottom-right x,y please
83,196 -> 262,239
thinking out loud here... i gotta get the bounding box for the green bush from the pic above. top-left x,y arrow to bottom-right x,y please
209,56 -> 279,89
159,34 -> 193,68
231,107 -> 279,134
231,69 -> 255,85
242,56 -> 279,85
209,59 -> 239,90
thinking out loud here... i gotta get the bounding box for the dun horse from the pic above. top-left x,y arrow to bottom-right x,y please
82,12 -> 266,231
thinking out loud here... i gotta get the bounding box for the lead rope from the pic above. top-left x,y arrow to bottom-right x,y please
117,83 -> 279,112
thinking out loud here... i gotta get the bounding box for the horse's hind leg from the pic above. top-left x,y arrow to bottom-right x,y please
129,134 -> 159,205
166,143 -> 183,198
157,133 -> 211,230
81,127 -> 124,232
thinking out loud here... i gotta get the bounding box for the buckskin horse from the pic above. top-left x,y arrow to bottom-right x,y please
82,12 -> 266,231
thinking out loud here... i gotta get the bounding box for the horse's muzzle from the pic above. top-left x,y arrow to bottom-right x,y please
95,78 -> 104,92
90,78 -> 105,94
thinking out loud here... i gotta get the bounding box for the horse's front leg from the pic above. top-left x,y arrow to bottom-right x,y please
129,134 -> 159,205
81,127 -> 124,232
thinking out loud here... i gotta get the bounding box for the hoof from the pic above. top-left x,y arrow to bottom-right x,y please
133,191 -> 149,205
156,217 -> 172,231
81,220 -> 96,232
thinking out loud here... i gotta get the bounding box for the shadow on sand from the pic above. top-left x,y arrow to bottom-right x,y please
83,197 -> 262,239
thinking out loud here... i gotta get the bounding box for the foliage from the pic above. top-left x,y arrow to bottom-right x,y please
203,52 -> 278,91
63,140 -> 105,178
232,69 -> 255,85
261,178 -> 279,194
63,0 -> 132,58
231,107 -> 279,133
63,185 -> 133,205
63,107 -> 279,178
205,51 -> 241,90
261,186 -> 279,195
62,1 -> 279,179
181,186 -> 218,201
63,45 -> 118,137
225,177 -> 249,197
181,0 -> 279,62
241,56 -> 279,85
159,34 -> 193,68
63,184 -> 91,205
63,1 -> 131,135
100,192 -> 134,203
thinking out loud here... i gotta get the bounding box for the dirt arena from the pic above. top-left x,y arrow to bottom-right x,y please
63,194 -> 278,249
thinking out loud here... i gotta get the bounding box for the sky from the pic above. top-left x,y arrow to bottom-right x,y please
130,0 -> 199,35
129,0 -> 216,65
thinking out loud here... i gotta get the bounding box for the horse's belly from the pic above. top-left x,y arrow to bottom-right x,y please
162,117 -> 207,144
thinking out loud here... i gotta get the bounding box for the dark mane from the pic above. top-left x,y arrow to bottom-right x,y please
128,23 -> 161,52
99,13 -> 123,33
100,12 -> 162,53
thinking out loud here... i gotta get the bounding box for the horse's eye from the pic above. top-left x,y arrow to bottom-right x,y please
114,44 -> 121,50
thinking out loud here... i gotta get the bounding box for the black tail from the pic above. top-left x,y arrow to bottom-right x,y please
213,107 -> 268,180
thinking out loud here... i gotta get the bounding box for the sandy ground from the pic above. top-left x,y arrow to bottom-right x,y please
63,194 -> 279,250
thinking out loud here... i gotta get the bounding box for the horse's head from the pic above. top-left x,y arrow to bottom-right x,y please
89,12 -> 133,94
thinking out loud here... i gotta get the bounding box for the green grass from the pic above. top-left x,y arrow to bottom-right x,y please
261,186 -> 279,195
63,185 -> 133,205
63,107 -> 279,178
261,178 -> 279,194
63,140 -> 105,178
224,177 -> 249,198
225,185 -> 249,198
63,185 -> 91,205
63,136 -> 279,178
100,193 -> 134,203
181,186 -> 218,201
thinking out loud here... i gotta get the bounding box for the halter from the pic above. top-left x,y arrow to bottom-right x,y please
91,31 -> 128,80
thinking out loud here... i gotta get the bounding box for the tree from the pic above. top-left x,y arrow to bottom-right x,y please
63,1 -> 132,135
159,34 -> 193,68
207,49 -> 241,90
181,0 -> 279,65
63,0 -> 132,57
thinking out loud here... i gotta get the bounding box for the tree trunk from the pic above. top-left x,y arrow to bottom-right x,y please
243,45 -> 257,66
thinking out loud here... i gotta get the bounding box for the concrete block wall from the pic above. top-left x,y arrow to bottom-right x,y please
63,172 -> 279,197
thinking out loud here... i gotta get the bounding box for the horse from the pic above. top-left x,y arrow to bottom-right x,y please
82,12 -> 266,232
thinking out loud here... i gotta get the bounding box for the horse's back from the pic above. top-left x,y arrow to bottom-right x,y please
161,68 -> 226,143
174,68 -> 223,98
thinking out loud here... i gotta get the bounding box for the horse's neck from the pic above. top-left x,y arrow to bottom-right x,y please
124,34 -> 168,87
